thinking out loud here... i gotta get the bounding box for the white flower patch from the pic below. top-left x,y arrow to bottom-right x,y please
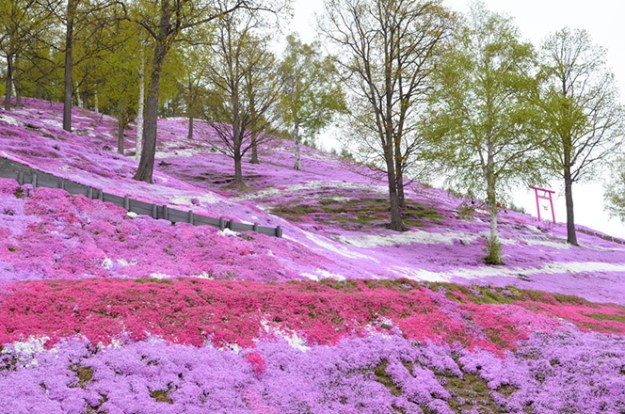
219,228 -> 239,237
498,234 -> 571,250
301,232 -> 374,261
117,259 -> 137,267
1,336 -> 51,368
126,211 -> 138,219
155,148 -> 204,158
390,266 -> 448,282
301,269 -> 346,281
150,273 -> 171,280
171,194 -> 221,205
336,230 -> 480,248
364,317 -> 401,338
392,261 -> 625,282
260,319 -> 310,351
41,119 -> 63,128
195,272 -> 214,280
0,114 -> 19,126
102,258 -> 114,270
235,181 -> 386,201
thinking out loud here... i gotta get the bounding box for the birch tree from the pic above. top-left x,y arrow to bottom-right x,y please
425,3 -> 543,264
278,34 -> 346,171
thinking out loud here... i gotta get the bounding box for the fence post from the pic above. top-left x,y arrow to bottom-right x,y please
17,171 -> 24,185
275,226 -> 283,238
162,205 -> 168,221
123,195 -> 130,211
227,219 -> 234,230
32,173 -> 38,188
151,204 -> 158,219
87,187 -> 93,199
188,210 -> 195,224
98,190 -> 103,201
219,217 -> 225,231
253,223 -> 259,232
59,179 -> 66,190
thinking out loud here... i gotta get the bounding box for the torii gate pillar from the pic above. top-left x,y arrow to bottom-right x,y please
530,186 -> 556,224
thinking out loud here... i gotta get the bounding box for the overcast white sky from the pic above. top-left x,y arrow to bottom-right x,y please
287,0 -> 625,238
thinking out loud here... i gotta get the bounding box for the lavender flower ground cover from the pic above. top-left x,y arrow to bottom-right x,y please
2,332 -> 625,414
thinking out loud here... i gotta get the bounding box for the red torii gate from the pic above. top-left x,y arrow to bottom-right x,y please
530,186 -> 556,224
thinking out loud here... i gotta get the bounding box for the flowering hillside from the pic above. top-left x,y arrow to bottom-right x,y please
1,99 -> 625,413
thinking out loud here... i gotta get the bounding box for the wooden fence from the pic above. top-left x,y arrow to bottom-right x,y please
0,157 -> 283,237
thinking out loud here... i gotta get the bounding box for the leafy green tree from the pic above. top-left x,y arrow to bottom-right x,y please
0,0 -> 55,110
537,28 -> 625,245
425,3 -> 543,264
278,34 -> 346,170
94,20 -> 143,154
60,0 -> 125,131
321,0 -> 453,230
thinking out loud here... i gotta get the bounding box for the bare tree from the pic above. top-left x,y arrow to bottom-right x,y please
203,6 -> 281,186
321,0 -> 453,230
130,0 -> 285,183
538,28 -> 625,245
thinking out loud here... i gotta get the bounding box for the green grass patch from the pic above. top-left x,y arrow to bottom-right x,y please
150,385 -> 174,404
132,278 -> 174,285
267,197 -> 443,230
373,360 -> 402,397
586,313 -> 625,323
443,368 -> 510,413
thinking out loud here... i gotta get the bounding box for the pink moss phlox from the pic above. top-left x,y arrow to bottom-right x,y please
245,352 -> 267,377
3,279 -> 621,354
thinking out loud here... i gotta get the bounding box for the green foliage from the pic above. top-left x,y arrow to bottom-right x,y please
94,21 -> 142,120
536,28 -> 625,184
605,156 -> 625,222
278,34 -> 347,139
425,2 -> 544,197
424,2 -> 544,262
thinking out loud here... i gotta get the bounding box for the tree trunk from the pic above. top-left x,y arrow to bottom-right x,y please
234,153 -> 243,186
135,47 -> 145,161
4,54 -> 13,111
94,90 -> 99,113
564,169 -> 578,245
484,163 -> 502,265
63,0 -> 76,132
384,34 -> 402,231
75,82 -> 83,107
117,113 -> 126,155
384,144 -> 403,231
293,122 -> 301,170
14,77 -> 21,107
134,5 -> 171,183
188,115 -> 194,140
250,131 -> 260,164
394,141 -> 406,208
